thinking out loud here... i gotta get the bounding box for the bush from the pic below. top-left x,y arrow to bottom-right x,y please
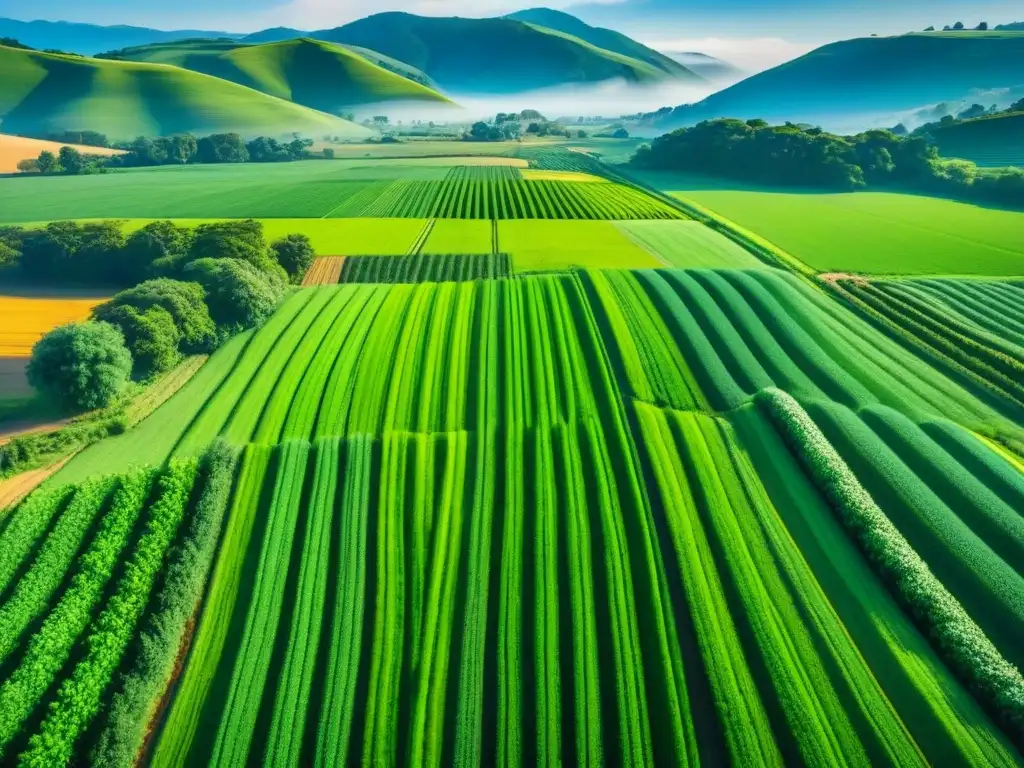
93,279 -> 217,354
184,257 -> 284,335
757,387 -> 1024,743
27,322 -> 133,412
97,305 -> 181,377
272,234 -> 315,283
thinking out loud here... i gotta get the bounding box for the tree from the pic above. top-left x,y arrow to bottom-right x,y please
94,278 -> 217,353
19,221 -> 82,279
97,304 -> 180,376
170,134 -> 198,164
373,116 -> 390,126
16,158 -> 38,173
184,258 -> 284,335
956,103 -> 988,120
36,151 -> 60,174
117,220 -> 194,283
577,129 -> 588,139
976,22 -> 989,30
271,234 -> 315,283
189,219 -> 280,276
519,109 -> 543,120
27,321 -> 132,411
196,133 -> 249,163
0,241 -> 19,269
323,147 -> 335,159
953,21 -> 965,30
612,128 -> 630,139
924,26 -> 935,31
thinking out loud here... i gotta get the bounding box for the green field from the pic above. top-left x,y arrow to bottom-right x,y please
0,44 -> 370,142
617,220 -> 769,269
0,160 -> 684,222
12,269 -> 1019,767
5,139 -> 1024,768
498,220 -> 661,270
637,171 -> 1024,276
422,218 -> 494,253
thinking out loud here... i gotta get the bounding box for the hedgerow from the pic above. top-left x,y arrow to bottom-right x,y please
0,485 -> 74,594
91,442 -> 239,768
757,387 -> 1024,746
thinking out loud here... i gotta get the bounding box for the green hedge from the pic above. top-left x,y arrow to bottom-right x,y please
756,387 -> 1024,747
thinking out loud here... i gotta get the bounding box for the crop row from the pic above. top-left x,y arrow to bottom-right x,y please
0,447 -> 240,764
153,402 -> 1023,765
444,165 -> 523,182
339,253 -> 511,283
834,278 -> 1024,408
324,178 -> 685,220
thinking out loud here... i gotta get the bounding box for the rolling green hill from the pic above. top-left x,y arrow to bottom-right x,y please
311,12 -> 677,92
98,38 -> 453,112
657,32 -> 1024,130
0,44 -> 372,141
504,8 -> 701,80
931,111 -> 1024,167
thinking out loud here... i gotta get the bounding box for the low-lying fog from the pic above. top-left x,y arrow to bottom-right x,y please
351,78 -> 721,130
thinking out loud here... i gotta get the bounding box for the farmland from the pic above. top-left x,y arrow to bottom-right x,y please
634,171 -> 1024,277
4,144 -> 1024,767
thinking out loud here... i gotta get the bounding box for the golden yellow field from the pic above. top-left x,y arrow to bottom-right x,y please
0,134 -> 124,174
0,293 -> 109,356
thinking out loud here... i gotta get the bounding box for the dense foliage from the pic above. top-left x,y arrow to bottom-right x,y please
184,257 -> 286,336
26,321 -> 133,411
633,118 -> 1024,206
92,304 -> 180,377
271,234 -> 316,283
93,279 -> 217,354
18,221 -> 126,282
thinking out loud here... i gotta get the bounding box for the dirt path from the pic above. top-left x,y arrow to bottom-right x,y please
0,454 -> 75,513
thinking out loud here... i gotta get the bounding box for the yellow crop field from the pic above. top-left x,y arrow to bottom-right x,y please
0,293 -> 109,357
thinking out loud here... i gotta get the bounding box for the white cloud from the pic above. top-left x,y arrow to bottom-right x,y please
250,0 -> 626,31
642,36 -> 817,74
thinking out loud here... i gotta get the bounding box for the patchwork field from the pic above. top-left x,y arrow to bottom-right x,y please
9,266 -> 1019,766
497,220 -> 661,270
4,147 -> 1024,767
635,171 -> 1024,277
0,161 -> 684,222
617,220 -> 769,269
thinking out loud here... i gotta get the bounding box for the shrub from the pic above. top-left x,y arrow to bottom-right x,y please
271,234 -> 315,283
18,221 -> 126,283
27,322 -> 133,412
97,304 -> 181,377
0,241 -> 19,270
757,387 -> 1024,744
184,257 -> 284,335
93,279 -> 217,354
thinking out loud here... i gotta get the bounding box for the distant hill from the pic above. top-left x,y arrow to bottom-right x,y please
504,8 -> 700,79
996,22 -> 1024,31
930,111 -> 1024,167
98,38 -> 453,112
239,27 -> 304,44
307,12 -> 680,93
0,44 -> 372,141
0,17 -> 240,55
665,52 -> 743,82
654,32 -> 1024,131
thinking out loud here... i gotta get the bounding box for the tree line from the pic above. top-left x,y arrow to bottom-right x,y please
1,220 -> 315,412
16,133 -> 332,175
632,118 -> 1024,208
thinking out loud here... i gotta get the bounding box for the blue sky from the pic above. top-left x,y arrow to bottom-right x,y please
0,0 -> 1020,69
